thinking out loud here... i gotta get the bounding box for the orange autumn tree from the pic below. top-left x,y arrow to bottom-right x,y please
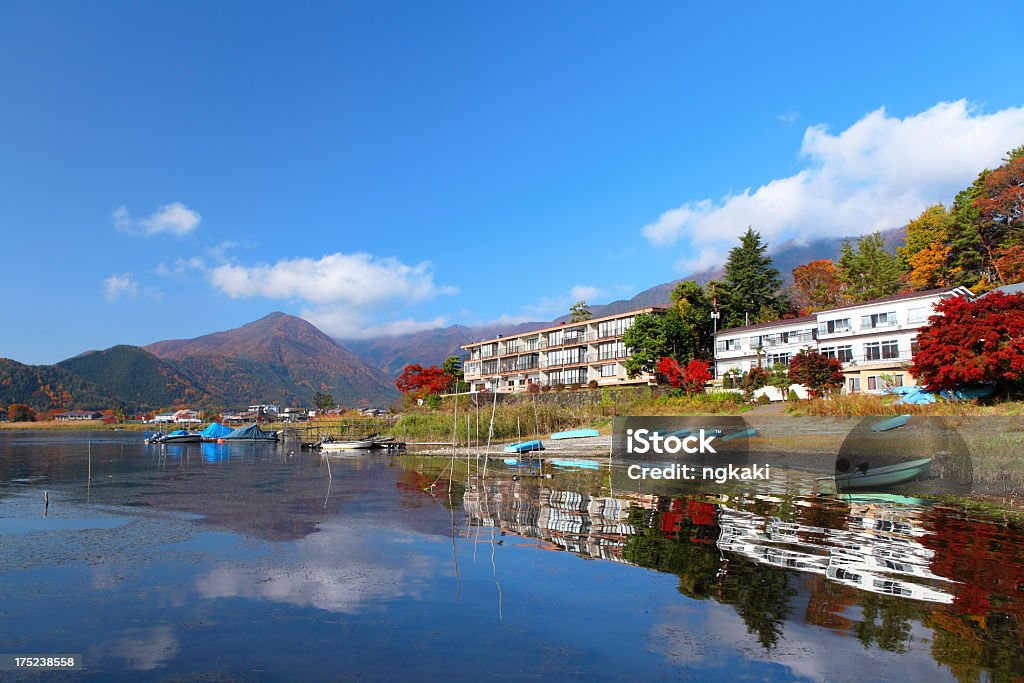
790,259 -> 846,314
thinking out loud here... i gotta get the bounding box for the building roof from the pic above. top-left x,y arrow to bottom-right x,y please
715,286 -> 972,337
810,286 -> 972,315
462,307 -> 668,349
989,281 -> 1024,296
714,315 -> 816,336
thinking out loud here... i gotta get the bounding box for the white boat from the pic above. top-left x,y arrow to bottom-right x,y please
320,440 -> 375,451
826,457 -> 933,490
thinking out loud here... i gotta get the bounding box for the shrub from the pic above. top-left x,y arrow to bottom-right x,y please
587,379 -> 599,389
787,389 -> 799,402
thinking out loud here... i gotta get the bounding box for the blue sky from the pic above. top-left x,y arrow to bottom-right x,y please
3,1 -> 1024,364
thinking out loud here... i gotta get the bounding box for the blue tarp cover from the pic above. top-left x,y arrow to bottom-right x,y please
222,423 -> 277,441
201,422 -> 234,439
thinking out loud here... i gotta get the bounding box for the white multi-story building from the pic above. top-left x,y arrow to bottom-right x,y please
462,307 -> 665,393
713,286 -> 973,394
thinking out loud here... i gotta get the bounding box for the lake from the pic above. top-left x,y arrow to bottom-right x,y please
0,431 -> 1021,681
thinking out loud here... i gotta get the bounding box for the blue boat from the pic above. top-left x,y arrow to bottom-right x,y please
548,459 -> 600,470
551,428 -> 599,440
503,440 -> 544,454
719,428 -> 758,442
871,415 -> 910,432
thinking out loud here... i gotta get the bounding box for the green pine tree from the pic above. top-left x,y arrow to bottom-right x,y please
721,228 -> 785,327
838,233 -> 903,301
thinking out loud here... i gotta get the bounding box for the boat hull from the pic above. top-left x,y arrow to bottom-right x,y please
321,441 -> 374,451
833,457 -> 932,490
503,440 -> 544,454
551,429 -> 599,440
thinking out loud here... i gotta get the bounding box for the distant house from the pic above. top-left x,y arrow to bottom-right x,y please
151,413 -> 176,424
0,408 -> 7,422
54,410 -> 103,421
359,407 -> 387,417
173,409 -> 201,424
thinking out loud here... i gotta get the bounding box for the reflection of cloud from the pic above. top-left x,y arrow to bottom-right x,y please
647,602 -> 945,682
91,626 -> 179,671
197,563 -> 409,614
194,523 -> 436,614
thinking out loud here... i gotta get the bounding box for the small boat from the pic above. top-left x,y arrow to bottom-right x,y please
321,440 -> 375,451
830,457 -> 933,490
871,415 -> 910,432
718,428 -> 758,443
548,458 -> 600,470
152,429 -> 203,444
503,440 -> 544,454
551,429 -> 599,440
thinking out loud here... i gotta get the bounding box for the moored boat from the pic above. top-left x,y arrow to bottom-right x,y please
829,457 -> 933,491
503,440 -> 544,454
551,429 -> 599,440
320,440 -> 374,451
871,415 -> 910,432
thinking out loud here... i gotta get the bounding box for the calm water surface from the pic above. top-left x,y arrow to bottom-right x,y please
0,431 -> 1022,682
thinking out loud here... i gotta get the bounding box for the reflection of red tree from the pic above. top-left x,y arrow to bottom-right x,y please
659,498 -> 718,543
923,511 -> 1024,622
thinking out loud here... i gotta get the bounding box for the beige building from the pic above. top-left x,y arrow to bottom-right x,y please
462,307 -> 665,393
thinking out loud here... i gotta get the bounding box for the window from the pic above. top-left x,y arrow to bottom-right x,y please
892,374 -> 904,387
525,337 -> 540,351
717,338 -> 742,352
599,341 -> 626,360
600,364 -> 616,377
762,333 -> 783,347
818,318 -> 851,335
749,335 -> 761,348
547,330 -> 564,346
861,311 -> 897,329
598,317 -> 633,339
848,377 -> 861,392
767,352 -> 790,368
820,345 -> 853,362
867,376 -> 877,391
563,368 -> 587,384
864,340 -> 899,361
907,307 -> 928,324
789,329 -> 814,344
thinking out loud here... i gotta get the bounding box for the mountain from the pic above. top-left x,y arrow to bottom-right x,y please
346,227 -> 908,371
343,321 -> 546,378
145,312 -> 397,407
56,345 -> 214,411
0,358 -> 119,411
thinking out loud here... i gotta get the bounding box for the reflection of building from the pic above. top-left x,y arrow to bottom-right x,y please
463,480 -> 639,563
717,504 -> 955,604
714,286 -> 972,393
464,478 -> 958,605
461,308 -> 665,393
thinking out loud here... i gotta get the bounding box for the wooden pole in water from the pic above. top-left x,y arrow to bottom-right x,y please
88,441 -> 92,482
44,490 -> 48,516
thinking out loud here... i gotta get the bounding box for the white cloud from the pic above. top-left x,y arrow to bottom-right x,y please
113,202 -> 201,236
519,284 -> 606,320
103,273 -> 139,302
643,100 -> 1024,272
209,252 -> 458,306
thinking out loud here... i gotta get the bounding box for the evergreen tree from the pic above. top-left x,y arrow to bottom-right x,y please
838,233 -> 903,301
949,170 -> 991,290
568,300 -> 592,322
721,228 -> 785,327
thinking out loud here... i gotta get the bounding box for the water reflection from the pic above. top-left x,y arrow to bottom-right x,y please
460,473 -> 1024,675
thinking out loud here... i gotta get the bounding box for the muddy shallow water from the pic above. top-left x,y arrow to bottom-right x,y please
0,431 -> 1022,681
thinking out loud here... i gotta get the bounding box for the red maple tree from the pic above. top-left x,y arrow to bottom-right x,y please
911,292 -> 1024,391
788,349 -> 844,398
658,357 -> 711,395
395,364 -> 453,398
